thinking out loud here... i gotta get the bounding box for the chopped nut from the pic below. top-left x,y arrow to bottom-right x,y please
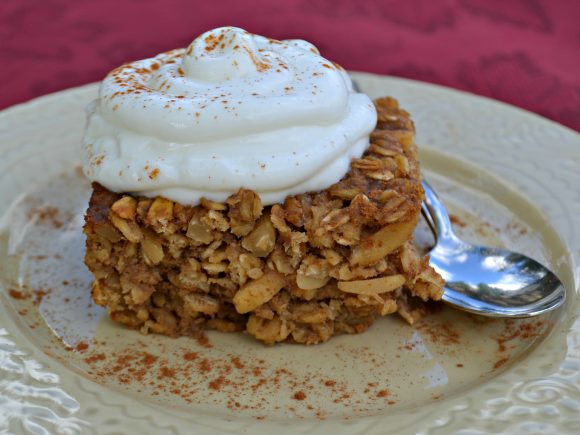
247,267 -> 264,279
337,274 -> 405,295
239,253 -> 262,271
378,299 -> 398,316
146,197 -> 174,231
227,189 -> 262,229
269,247 -> 294,275
296,273 -> 329,290
298,254 -> 328,279
93,221 -> 123,243
110,213 -> 143,243
351,214 -> 419,266
186,213 -> 213,244
141,230 -> 164,265
231,221 -> 255,237
183,293 -> 219,315
111,196 -> 137,220
233,269 -> 286,314
200,197 -> 227,211
322,249 -> 342,266
242,215 -> 276,257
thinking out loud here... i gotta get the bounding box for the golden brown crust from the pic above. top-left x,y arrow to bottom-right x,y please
83,97 -> 444,345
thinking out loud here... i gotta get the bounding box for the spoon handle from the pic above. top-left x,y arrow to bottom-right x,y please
421,180 -> 455,241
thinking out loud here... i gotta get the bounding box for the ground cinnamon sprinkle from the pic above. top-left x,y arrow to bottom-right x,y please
209,376 -> 227,391
33,289 -> 51,305
439,322 -> 460,344
141,352 -> 158,366
198,358 -> 212,373
85,353 -> 106,363
449,214 -> 467,228
251,378 -> 267,392
519,321 -> 546,339
27,205 -> 64,229
183,352 -> 198,361
8,289 -> 28,300
76,342 -> 89,352
495,319 -> 545,352
148,168 -> 160,180
417,320 -> 460,346
159,366 -> 176,379
293,391 -> 306,401
232,356 -> 244,369
79,337 -> 409,418
493,357 -> 509,370
195,334 -> 213,348
491,319 -> 547,370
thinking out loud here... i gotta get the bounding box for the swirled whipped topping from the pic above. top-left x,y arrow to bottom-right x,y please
83,27 -> 377,205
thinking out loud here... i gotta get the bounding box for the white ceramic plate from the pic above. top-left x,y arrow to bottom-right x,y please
1,73 -> 579,434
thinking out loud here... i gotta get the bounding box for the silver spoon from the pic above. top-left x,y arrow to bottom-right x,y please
421,180 -> 565,317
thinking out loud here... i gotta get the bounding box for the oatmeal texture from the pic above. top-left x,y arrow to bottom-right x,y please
83,97 -> 444,345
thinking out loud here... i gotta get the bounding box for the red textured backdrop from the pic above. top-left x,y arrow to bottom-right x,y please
2,0 -> 579,132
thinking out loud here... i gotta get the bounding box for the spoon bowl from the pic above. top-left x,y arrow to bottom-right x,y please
422,180 -> 566,317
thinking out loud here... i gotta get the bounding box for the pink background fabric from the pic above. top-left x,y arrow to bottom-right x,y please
2,0 -> 579,132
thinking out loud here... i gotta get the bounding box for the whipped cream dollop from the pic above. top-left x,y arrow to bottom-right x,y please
83,27 -> 377,205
